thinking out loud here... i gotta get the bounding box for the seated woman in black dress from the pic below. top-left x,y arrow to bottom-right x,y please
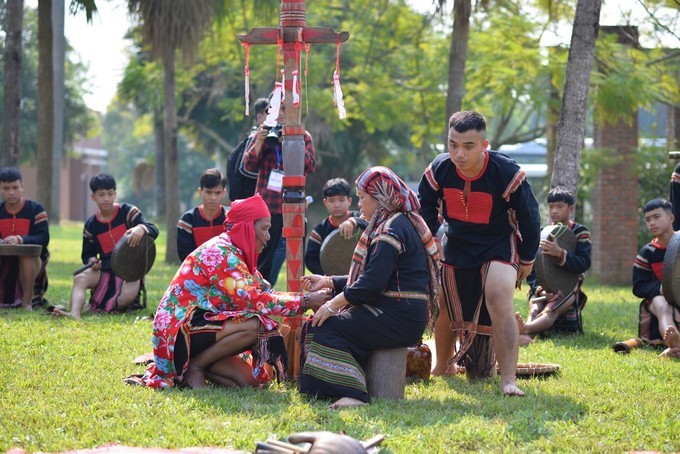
300,166 -> 440,408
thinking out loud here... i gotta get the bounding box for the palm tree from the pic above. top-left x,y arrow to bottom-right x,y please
127,0 -> 214,263
37,0 -> 98,218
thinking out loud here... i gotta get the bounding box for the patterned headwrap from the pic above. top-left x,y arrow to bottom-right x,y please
225,194 -> 270,274
349,167 -> 440,317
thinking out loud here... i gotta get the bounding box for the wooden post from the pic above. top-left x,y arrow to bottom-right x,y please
237,1 -> 349,376
365,348 -> 407,400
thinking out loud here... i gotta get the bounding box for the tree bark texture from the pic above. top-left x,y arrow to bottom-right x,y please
551,0 -> 602,195
37,0 -> 54,213
51,0 -> 65,222
2,0 -> 24,167
163,49 -> 180,264
445,0 -> 471,133
153,111 -> 166,218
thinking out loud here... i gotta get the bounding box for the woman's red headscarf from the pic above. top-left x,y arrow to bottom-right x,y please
225,194 -> 270,274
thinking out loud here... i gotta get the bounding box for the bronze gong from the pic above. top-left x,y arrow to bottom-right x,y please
111,234 -> 156,282
534,224 -> 578,296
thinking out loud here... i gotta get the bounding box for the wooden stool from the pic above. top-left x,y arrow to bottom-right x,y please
365,348 -> 407,400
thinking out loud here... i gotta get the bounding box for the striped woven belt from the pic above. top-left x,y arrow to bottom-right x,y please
382,290 -> 429,301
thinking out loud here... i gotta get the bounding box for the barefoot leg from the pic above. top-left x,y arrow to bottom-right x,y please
663,325 -> 680,349
329,397 -> 367,409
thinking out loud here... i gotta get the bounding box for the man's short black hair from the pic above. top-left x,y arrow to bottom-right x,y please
644,198 -> 673,214
89,173 -> 116,193
448,111 -> 486,134
200,168 -> 226,189
322,178 -> 351,198
547,187 -> 576,206
254,98 -> 269,116
0,167 -> 22,183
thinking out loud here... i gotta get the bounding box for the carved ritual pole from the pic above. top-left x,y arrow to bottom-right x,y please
238,1 -> 349,376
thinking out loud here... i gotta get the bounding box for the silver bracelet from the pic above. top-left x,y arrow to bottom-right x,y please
324,301 -> 337,314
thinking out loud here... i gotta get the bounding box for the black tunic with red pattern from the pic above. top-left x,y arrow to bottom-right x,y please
419,151 -> 540,268
176,205 -> 228,262
632,238 -> 665,301
82,203 -> 158,312
0,198 -> 50,307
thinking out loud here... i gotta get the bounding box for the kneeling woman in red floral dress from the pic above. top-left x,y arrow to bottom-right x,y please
142,194 -> 327,389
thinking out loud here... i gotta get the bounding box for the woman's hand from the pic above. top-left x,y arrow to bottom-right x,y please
312,293 -> 347,327
301,291 -> 330,313
301,274 -> 331,292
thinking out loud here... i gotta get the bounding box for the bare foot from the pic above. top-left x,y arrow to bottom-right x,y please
663,326 -> 680,349
659,347 -> 680,359
21,304 -> 33,311
329,397 -> 367,409
514,312 -> 527,335
518,335 -> 534,346
183,365 -> 207,389
51,307 -> 80,320
432,362 -> 464,376
501,380 -> 525,397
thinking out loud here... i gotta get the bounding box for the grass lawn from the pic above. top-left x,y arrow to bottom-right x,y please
1,223 -> 679,453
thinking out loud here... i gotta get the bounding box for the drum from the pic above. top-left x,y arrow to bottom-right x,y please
0,243 -> 42,257
662,231 -> 680,310
111,234 -> 156,282
534,224 -> 578,295
319,226 -> 364,276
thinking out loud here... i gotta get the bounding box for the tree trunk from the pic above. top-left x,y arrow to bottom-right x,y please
551,0 -> 602,195
2,0 -> 24,168
153,110 -> 166,218
163,49 -> 180,264
445,0 -> 471,132
37,0 -> 54,213
51,0 -> 65,223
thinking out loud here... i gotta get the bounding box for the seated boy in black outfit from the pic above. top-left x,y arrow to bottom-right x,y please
516,187 -> 591,343
53,174 -> 158,319
0,167 -> 50,310
305,178 -> 366,275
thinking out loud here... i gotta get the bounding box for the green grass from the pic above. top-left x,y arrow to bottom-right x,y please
1,223 -> 679,453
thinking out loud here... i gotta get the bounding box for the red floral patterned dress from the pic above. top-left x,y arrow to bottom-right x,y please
142,233 -> 301,388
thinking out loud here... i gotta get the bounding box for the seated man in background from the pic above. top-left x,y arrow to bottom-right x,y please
177,168 -> 228,262
53,174 -> 158,319
517,187 -> 591,343
632,198 -> 680,357
0,167 -> 50,310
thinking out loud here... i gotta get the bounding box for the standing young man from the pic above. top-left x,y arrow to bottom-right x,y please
0,167 -> 49,310
419,111 -> 540,396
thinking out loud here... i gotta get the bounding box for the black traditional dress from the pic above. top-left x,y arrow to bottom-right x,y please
299,213 -> 430,403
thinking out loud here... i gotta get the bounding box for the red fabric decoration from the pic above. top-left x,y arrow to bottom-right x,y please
225,194 -> 271,273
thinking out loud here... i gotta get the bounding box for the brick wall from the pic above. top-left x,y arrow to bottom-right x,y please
591,115 -> 639,285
